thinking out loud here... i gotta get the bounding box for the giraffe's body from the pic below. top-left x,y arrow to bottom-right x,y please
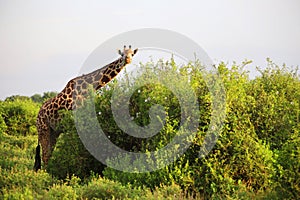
34,46 -> 138,171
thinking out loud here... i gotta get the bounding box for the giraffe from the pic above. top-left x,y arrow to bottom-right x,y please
34,45 -> 138,171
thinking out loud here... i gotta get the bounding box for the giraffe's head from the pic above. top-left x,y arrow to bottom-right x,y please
118,45 -> 138,64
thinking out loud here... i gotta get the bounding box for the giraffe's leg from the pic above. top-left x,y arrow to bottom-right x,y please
39,125 -> 52,166
48,127 -> 61,159
40,127 -> 61,166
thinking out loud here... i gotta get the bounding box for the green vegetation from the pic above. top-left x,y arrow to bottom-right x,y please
0,59 -> 299,199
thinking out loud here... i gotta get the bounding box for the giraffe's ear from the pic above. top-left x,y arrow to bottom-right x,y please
118,49 -> 123,55
133,48 -> 138,55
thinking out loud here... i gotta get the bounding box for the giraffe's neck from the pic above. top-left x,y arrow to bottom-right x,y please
79,57 -> 126,90
42,57 -> 127,113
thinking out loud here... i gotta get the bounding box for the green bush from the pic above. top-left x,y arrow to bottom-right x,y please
1,59 -> 299,199
275,126 -> 300,198
80,176 -> 136,199
0,133 -> 37,171
43,184 -> 78,200
0,102 -> 7,134
0,129 -> 55,199
248,60 -> 300,150
0,99 -> 40,136
44,59 -> 299,198
79,175 -> 188,200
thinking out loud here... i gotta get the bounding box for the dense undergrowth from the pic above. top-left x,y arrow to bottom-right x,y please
0,59 -> 299,199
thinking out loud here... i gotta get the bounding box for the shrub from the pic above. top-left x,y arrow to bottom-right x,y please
45,59 -> 299,198
275,126 -> 300,199
80,176 -> 142,199
248,60 -> 300,149
1,99 -> 40,136
0,59 -> 296,199
43,184 -> 78,200
0,102 -> 7,134
0,167 -> 56,199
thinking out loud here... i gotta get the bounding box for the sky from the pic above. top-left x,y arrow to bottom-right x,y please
0,0 -> 299,100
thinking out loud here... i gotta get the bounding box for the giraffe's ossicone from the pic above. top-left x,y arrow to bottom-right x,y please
34,45 -> 138,171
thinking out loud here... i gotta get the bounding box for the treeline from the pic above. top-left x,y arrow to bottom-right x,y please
0,59 -> 299,199
4,91 -> 57,104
